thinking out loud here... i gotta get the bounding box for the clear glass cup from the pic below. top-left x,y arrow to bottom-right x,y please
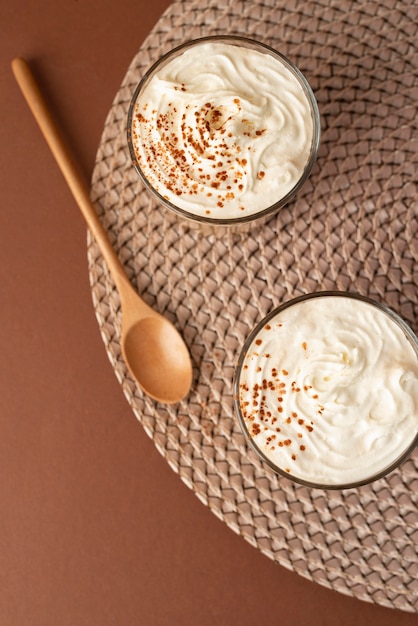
233,292 -> 418,489
127,35 -> 321,228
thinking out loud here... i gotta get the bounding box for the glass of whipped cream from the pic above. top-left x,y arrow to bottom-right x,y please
234,292 -> 418,489
127,36 -> 320,227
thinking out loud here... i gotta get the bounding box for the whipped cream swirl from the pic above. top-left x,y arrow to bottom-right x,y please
130,41 -> 315,219
237,295 -> 418,486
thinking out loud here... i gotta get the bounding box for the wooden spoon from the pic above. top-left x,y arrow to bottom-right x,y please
12,57 -> 192,404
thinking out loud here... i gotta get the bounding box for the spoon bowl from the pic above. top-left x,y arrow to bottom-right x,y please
12,57 -> 192,404
123,316 -> 192,404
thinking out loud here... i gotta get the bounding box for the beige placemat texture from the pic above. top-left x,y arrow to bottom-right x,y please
88,0 -> 418,613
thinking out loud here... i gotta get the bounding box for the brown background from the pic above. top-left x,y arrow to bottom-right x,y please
0,2 -> 417,625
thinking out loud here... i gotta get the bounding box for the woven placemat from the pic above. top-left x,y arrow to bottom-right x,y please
88,0 -> 418,613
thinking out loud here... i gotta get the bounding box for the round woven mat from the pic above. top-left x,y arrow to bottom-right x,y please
89,0 -> 418,613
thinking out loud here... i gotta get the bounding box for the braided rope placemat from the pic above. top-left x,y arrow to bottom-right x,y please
88,0 -> 418,612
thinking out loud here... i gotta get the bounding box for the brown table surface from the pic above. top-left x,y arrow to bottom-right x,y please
1,2 -> 417,625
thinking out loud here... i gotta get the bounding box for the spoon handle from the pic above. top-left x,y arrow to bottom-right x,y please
11,57 -> 132,297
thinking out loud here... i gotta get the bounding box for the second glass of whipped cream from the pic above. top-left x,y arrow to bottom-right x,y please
127,36 -> 320,227
234,292 -> 418,489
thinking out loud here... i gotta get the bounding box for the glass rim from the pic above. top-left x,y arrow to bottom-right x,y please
127,35 -> 321,226
233,291 -> 418,490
